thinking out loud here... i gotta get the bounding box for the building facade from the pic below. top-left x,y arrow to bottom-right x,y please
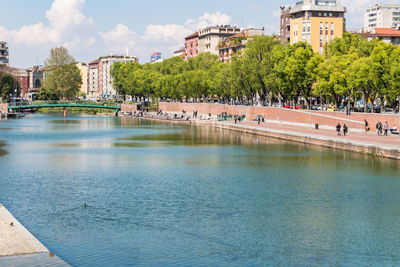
76,62 -> 88,96
184,32 -> 199,59
9,68 -> 29,98
0,41 -> 9,65
280,6 -> 292,44
198,25 -> 241,55
289,0 -> 346,54
88,59 -> 100,99
88,56 -> 138,99
218,28 -> 265,63
364,4 -> 400,32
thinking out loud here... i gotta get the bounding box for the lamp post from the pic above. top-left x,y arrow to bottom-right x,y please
398,96 -> 400,136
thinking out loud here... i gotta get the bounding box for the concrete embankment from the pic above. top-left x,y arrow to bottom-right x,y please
212,122 -> 400,160
0,203 -> 68,266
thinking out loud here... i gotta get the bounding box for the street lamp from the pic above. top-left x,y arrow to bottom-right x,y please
397,96 -> 400,136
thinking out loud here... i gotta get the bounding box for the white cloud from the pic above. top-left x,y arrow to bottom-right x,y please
0,0 -> 92,46
100,11 -> 233,61
99,24 -> 138,55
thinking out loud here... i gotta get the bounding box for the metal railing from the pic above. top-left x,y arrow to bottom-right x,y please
8,100 -> 122,109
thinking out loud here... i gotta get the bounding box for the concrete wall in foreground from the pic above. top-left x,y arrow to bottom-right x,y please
159,102 -> 400,130
0,104 -> 8,113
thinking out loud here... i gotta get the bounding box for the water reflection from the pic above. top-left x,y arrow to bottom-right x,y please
0,141 -> 8,157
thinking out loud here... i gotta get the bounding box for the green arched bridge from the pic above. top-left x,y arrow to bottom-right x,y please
8,101 -> 122,111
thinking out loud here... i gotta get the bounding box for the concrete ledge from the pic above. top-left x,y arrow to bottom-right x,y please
0,204 -> 48,257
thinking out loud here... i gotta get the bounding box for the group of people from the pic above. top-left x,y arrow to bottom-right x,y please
255,115 -> 265,125
336,123 -> 349,136
375,121 -> 392,136
234,115 -> 246,124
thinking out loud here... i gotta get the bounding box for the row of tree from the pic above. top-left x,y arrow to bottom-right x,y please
111,33 -> 400,112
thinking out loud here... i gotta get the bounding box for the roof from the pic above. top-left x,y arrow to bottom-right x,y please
89,59 -> 100,65
174,48 -> 185,53
227,32 -> 245,40
375,28 -> 400,37
185,32 -> 198,40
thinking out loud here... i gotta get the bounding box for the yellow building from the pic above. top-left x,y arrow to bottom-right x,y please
289,0 -> 346,54
76,62 -> 88,96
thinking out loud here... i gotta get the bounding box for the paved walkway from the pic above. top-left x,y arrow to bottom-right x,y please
222,120 -> 400,151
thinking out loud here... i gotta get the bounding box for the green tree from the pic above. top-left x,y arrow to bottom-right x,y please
43,47 -> 82,99
1,74 -> 21,103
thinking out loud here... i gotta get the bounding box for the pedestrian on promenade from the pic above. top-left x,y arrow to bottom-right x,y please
379,122 -> 383,136
343,124 -> 348,136
376,122 -> 381,136
336,123 -> 342,136
257,116 -> 261,125
384,121 -> 389,136
364,119 -> 369,132
234,115 -> 238,124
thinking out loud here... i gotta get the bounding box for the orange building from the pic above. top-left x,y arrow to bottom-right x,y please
289,0 -> 346,54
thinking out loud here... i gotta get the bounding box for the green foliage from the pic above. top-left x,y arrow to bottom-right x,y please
109,35 -> 400,112
38,87 -> 59,100
43,47 -> 82,100
0,74 -> 21,103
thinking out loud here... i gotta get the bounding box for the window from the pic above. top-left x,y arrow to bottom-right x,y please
307,35 -> 310,44
320,47 -> 323,54
325,23 -> 329,30
320,23 -> 323,30
326,35 -> 329,43
331,23 -> 334,31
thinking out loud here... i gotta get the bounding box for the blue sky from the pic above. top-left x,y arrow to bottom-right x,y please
0,0 -> 380,68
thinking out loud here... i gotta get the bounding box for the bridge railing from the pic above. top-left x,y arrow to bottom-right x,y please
9,100 -> 122,108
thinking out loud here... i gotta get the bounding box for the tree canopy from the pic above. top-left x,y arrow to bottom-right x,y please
42,47 -> 82,100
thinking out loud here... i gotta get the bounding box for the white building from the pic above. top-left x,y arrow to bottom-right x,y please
364,4 -> 400,32
88,56 -> 138,99
198,25 -> 241,55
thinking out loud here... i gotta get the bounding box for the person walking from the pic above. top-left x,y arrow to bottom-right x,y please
336,123 -> 342,136
376,122 -> 381,136
364,119 -> 369,132
384,121 -> 389,136
343,124 -> 348,136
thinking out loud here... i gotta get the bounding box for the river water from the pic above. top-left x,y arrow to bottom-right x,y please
1,114 -> 400,266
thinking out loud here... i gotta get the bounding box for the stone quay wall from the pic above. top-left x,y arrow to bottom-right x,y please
159,102 -> 400,131
0,104 -> 8,113
121,104 -> 137,113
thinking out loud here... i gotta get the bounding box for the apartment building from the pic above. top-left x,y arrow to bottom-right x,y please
88,56 -> 138,99
289,0 -> 346,54
76,62 -> 88,96
280,6 -> 292,44
198,25 -> 241,55
364,4 -> 400,32
218,28 -> 264,63
0,41 -> 9,65
185,32 -> 199,59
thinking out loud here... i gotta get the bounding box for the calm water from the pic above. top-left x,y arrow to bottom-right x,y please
1,114 -> 400,266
